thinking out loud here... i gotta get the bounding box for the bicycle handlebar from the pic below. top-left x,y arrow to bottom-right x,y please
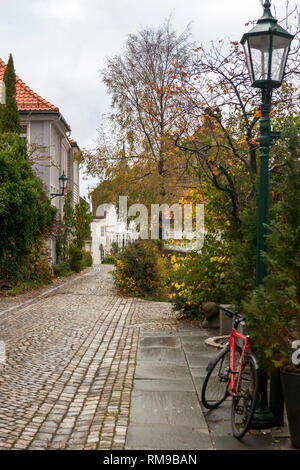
218,306 -> 246,324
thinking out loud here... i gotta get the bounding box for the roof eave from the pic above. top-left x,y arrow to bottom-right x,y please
19,110 -> 71,133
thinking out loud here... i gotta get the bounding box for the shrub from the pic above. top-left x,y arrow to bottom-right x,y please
55,194 -> 92,266
22,238 -> 54,283
113,240 -> 168,300
3,239 -> 54,293
244,284 -> 300,372
69,244 -> 83,273
82,251 -> 93,268
54,262 -> 72,277
0,133 -> 56,282
102,256 -> 117,265
168,233 -> 231,319
244,127 -> 300,372
110,241 -> 121,258
225,201 -> 258,309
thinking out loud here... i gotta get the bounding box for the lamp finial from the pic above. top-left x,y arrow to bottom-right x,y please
258,0 -> 276,23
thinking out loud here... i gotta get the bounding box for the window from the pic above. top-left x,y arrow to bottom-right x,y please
101,226 -> 105,237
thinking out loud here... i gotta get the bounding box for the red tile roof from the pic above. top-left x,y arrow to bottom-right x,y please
0,58 -> 59,112
68,137 -> 80,151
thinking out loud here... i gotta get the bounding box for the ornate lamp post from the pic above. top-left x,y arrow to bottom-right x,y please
241,0 -> 294,286
50,172 -> 69,199
241,0 -> 294,428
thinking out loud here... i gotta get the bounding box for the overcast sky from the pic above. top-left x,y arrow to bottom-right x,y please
0,0 -> 291,196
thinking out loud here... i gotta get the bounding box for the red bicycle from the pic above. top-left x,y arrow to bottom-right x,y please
201,306 -> 259,438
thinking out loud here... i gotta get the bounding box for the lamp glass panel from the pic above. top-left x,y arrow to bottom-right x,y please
59,176 -> 65,192
249,35 -> 270,81
271,35 -> 290,82
243,44 -> 254,82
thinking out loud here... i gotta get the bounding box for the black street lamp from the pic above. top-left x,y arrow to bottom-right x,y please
50,172 -> 69,199
241,0 -> 294,429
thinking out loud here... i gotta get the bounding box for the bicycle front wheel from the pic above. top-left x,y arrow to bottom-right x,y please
202,346 -> 241,410
231,354 -> 258,439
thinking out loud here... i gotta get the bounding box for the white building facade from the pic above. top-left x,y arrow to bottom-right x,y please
0,58 -> 81,263
91,203 -> 138,265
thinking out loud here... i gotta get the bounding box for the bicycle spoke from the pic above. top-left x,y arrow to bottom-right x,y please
202,347 -> 241,410
231,355 -> 258,438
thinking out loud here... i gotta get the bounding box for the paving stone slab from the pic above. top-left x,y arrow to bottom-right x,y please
139,336 -> 181,348
203,400 -> 232,423
189,366 -> 208,377
182,341 -> 214,354
126,424 -> 212,450
185,352 -> 216,367
130,390 -> 207,428
139,330 -> 178,337
270,439 -> 298,450
178,329 -> 209,337
133,378 -> 194,392
213,434 -> 276,451
135,362 -> 191,380
180,335 -> 207,344
192,375 -> 207,392
137,347 -> 185,364
206,419 -> 238,439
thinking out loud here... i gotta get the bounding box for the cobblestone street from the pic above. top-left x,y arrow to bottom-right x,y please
0,266 -> 293,451
0,266 -> 176,450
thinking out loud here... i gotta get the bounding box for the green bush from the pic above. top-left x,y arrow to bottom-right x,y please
54,262 -> 72,277
69,244 -> 83,273
82,251 -> 93,268
102,256 -> 117,265
55,193 -> 92,268
110,242 -> 121,258
22,238 -> 54,283
113,240 -> 168,300
0,133 -> 56,282
168,233 -> 231,319
73,199 -> 93,250
244,127 -> 300,372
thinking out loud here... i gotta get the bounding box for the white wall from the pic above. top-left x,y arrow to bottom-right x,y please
91,204 -> 138,265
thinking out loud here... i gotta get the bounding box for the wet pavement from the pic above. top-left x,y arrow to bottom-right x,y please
0,266 -> 296,451
126,324 -> 296,451
126,327 -> 212,450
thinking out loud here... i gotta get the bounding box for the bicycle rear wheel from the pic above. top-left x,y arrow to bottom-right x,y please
231,354 -> 258,438
202,346 -> 241,410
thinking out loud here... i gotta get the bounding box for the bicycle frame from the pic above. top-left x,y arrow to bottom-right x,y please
229,329 -> 253,397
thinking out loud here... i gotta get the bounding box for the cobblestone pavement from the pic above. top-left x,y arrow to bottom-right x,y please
0,266 -> 177,450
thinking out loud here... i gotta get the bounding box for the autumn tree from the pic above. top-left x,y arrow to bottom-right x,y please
172,1 -> 300,232
165,0 -> 300,313
84,20 -> 196,235
0,54 -> 21,135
